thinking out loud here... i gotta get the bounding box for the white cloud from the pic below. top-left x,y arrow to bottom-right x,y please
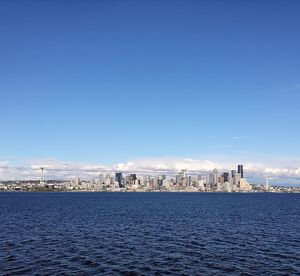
113,158 -> 223,174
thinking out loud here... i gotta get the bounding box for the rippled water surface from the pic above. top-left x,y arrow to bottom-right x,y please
0,192 -> 299,275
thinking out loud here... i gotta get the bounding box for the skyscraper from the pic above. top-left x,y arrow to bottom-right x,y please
223,172 -> 229,182
238,165 -> 244,178
231,170 -> 236,178
130,174 -> 137,182
115,172 -> 124,188
129,174 -> 137,186
212,168 -> 218,184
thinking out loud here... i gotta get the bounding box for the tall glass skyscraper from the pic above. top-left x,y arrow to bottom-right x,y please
238,165 -> 244,178
115,172 -> 124,188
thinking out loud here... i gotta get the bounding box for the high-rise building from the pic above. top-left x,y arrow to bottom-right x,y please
228,174 -> 233,186
73,177 -> 80,187
231,170 -> 236,178
238,165 -> 244,178
130,174 -> 137,181
115,172 -> 124,188
158,179 -> 163,187
234,173 -> 241,190
223,172 -> 229,182
138,176 -> 144,187
207,173 -> 213,185
212,168 -> 218,184
151,177 -> 159,189
129,174 -> 137,185
186,176 -> 192,186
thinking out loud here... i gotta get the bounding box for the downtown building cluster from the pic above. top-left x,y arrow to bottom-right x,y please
2,164 -> 300,192
65,164 -> 252,192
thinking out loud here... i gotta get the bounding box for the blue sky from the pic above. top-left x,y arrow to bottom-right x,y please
1,1 -> 300,182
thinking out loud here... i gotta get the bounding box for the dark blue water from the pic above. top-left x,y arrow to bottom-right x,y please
0,193 -> 299,275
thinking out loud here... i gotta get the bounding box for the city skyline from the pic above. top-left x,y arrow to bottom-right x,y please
2,163 -> 299,193
1,1 -> 300,186
1,157 -> 300,186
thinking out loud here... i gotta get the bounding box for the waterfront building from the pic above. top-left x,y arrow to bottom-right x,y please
239,178 -> 252,191
198,180 -> 205,191
223,181 -> 232,192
